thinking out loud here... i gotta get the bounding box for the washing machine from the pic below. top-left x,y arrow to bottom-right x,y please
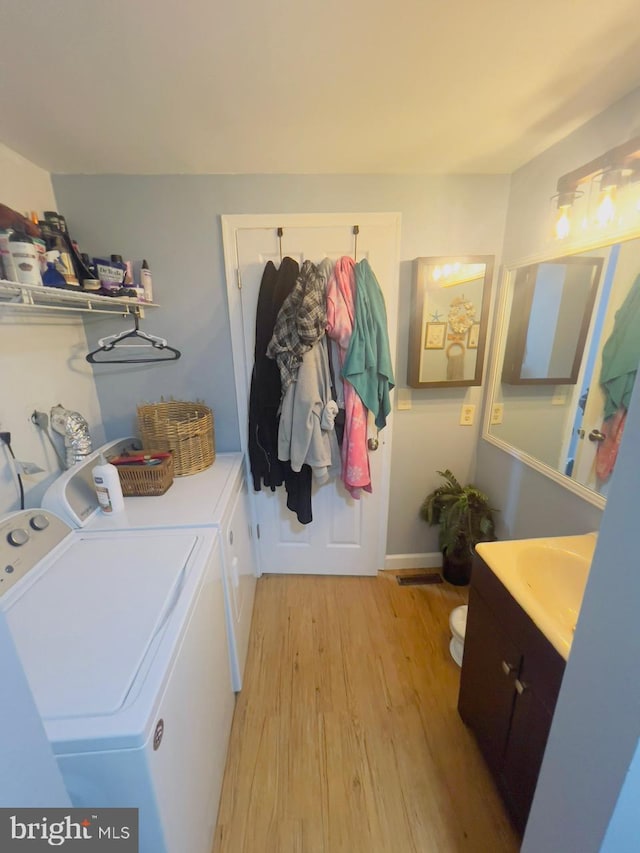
0,508 -> 234,852
43,438 -> 258,692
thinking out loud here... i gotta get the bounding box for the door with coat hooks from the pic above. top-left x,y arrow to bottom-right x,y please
222,213 -> 401,576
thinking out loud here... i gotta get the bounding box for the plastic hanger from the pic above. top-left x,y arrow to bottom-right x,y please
86,312 -> 181,364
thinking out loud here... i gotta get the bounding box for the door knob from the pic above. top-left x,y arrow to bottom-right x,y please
588,429 -> 606,442
367,437 -> 379,451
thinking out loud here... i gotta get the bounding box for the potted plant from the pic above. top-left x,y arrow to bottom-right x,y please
420,469 -> 496,586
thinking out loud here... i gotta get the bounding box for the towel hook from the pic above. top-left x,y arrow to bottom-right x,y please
353,225 -> 359,261
277,227 -> 284,263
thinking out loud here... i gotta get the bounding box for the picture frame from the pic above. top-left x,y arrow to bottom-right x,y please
408,255 -> 494,388
467,322 -> 480,350
424,322 -> 446,349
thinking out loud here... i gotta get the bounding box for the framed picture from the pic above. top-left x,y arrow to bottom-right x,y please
408,255 -> 494,388
468,322 -> 480,349
424,322 -> 446,349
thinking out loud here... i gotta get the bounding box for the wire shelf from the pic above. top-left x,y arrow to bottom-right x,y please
0,278 -> 158,317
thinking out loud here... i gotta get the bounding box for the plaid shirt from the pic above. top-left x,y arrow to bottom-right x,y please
267,260 -> 327,396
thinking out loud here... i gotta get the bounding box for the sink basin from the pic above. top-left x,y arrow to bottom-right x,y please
476,533 -> 597,659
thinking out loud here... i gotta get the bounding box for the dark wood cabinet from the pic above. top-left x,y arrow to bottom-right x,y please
458,555 -> 566,834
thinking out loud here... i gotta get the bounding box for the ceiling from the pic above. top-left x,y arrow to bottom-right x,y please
2,0 -> 640,175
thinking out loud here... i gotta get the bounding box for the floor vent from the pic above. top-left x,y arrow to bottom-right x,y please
396,572 -> 443,586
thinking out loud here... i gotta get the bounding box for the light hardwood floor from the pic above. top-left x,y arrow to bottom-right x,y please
213,572 -> 520,853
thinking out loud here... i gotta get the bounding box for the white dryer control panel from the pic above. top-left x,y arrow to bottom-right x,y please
0,511 -> 71,597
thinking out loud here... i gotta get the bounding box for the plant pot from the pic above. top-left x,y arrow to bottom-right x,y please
442,551 -> 472,586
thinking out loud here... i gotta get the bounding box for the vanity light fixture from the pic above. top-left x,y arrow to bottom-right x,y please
551,190 -> 583,239
430,262 -> 486,287
552,134 -> 640,239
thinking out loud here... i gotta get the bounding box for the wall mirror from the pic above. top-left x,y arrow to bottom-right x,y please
502,257 -> 603,385
408,255 -> 494,388
485,234 -> 640,505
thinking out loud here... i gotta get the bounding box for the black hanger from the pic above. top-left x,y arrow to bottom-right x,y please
86,312 -> 181,364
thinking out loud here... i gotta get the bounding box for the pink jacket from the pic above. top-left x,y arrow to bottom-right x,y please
326,256 -> 371,498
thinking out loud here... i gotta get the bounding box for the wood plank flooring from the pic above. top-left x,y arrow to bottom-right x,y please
213,572 -> 519,853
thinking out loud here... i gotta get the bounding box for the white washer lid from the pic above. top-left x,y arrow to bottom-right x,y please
5,532 -> 198,721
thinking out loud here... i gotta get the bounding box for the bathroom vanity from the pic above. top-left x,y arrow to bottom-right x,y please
457,533 -> 595,833
458,556 -> 564,832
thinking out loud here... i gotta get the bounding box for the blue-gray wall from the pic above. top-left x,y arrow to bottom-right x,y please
490,86 -> 640,850
475,87 -> 640,540
52,173 -> 510,556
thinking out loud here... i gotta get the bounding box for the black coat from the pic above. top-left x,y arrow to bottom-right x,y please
248,258 -> 313,523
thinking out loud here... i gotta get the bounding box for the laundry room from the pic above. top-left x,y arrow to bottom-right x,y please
2,3 -> 640,852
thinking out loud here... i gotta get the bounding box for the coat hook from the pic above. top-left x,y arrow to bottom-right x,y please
353,225 -> 359,261
277,227 -> 284,263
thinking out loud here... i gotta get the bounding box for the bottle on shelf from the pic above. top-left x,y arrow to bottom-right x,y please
0,229 -> 19,281
138,259 -> 153,302
42,251 -> 68,288
39,220 -> 79,287
9,228 -> 42,286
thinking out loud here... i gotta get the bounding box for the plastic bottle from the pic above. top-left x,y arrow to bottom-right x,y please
39,221 -> 79,287
140,259 -> 153,302
42,251 -> 67,288
0,229 -> 18,281
9,229 -> 42,286
92,454 -> 125,513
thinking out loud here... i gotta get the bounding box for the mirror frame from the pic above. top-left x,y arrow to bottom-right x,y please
482,229 -> 640,510
408,254 -> 494,388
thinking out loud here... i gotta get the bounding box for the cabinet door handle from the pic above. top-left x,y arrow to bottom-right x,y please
515,678 -> 527,695
501,660 -> 516,676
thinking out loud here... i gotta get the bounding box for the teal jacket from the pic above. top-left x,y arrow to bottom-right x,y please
600,273 -> 640,419
342,259 -> 395,430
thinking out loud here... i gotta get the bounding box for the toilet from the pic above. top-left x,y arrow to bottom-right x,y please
449,605 -> 468,666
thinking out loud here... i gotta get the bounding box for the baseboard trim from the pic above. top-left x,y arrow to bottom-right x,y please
384,552 -> 442,570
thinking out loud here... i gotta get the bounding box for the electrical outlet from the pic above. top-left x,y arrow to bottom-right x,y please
460,404 -> 475,426
490,403 -> 504,425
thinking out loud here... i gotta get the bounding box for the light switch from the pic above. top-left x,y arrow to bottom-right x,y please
396,388 -> 412,411
460,404 -> 475,426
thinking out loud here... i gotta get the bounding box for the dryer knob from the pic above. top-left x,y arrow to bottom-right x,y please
7,528 -> 29,547
30,514 -> 50,531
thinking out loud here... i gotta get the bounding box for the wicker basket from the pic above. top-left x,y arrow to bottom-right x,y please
116,452 -> 175,497
136,400 -> 215,476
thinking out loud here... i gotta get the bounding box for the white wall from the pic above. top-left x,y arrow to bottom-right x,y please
51,173 -> 510,559
0,143 -> 105,515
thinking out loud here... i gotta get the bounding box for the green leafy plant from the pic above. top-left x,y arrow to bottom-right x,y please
420,469 -> 496,583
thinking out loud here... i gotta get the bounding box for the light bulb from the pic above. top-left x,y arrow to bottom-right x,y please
555,207 -> 571,239
596,187 -> 616,227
